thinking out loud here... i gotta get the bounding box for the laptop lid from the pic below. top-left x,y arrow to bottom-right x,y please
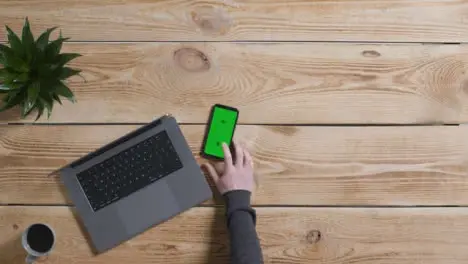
60,115 -> 212,252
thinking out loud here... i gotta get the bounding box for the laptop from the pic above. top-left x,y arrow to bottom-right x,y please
60,115 -> 212,253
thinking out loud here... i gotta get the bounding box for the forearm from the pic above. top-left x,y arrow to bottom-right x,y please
225,190 -> 264,264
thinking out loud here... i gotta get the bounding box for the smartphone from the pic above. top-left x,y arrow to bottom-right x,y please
202,104 -> 239,160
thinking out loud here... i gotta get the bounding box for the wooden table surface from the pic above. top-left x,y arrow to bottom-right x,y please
2,0 -> 468,263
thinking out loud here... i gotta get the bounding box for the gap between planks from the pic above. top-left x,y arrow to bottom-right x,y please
0,123 -> 462,126
1,204 -> 467,208
0,41 -> 466,44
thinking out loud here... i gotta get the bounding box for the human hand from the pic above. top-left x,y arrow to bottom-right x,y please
203,141 -> 255,195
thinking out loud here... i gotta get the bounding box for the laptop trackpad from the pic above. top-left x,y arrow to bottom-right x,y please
116,180 -> 180,236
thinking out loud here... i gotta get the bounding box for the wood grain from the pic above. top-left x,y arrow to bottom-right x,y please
2,43 -> 468,124
1,0 -> 468,42
1,206 -> 468,263
2,125 -> 468,206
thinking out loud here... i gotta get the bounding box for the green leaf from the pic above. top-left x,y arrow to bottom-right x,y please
56,53 -> 82,65
22,18 -> 34,45
37,64 -> 55,78
12,72 -> 28,83
5,26 -> 24,59
1,67 -> 26,84
7,82 -> 26,90
36,79 -> 56,94
20,102 -> 34,118
54,81 -> 75,102
25,81 -> 40,113
40,96 -> 53,118
1,68 -> 28,86
34,27 -> 58,68
0,89 -> 23,112
0,43 -> 28,71
4,88 -> 20,101
58,67 -> 81,80
52,93 -> 62,105
32,49 -> 45,69
0,70 -> 26,90
22,17 -> 35,63
0,68 -> 7,81
35,101 -> 45,121
36,27 -> 57,51
0,42 -> 12,55
45,37 -> 69,59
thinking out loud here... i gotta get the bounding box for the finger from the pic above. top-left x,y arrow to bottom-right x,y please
214,162 -> 225,173
243,147 -> 254,168
202,163 -> 219,183
222,142 -> 233,167
234,140 -> 244,167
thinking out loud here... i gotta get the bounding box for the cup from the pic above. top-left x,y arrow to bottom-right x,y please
21,223 -> 56,263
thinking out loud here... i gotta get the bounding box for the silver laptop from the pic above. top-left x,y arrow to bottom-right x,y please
60,115 -> 212,253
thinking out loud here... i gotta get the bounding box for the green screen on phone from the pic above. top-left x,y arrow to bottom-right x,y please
204,106 -> 238,159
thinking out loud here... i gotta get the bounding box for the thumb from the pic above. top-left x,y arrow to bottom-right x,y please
203,163 -> 219,183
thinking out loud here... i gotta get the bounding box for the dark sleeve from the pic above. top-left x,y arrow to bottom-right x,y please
224,190 -> 264,264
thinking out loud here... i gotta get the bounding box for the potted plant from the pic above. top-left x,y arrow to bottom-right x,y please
0,18 -> 82,120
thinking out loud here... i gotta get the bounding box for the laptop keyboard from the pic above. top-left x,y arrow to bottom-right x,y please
76,131 -> 183,212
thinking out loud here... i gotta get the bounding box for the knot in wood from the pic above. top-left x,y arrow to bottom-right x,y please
190,7 -> 232,35
306,230 -> 321,244
362,50 -> 381,58
173,48 -> 211,73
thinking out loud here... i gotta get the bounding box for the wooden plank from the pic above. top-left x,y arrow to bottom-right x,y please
1,206 -> 468,263
2,125 -> 468,206
2,43 -> 468,124
1,0 -> 468,42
